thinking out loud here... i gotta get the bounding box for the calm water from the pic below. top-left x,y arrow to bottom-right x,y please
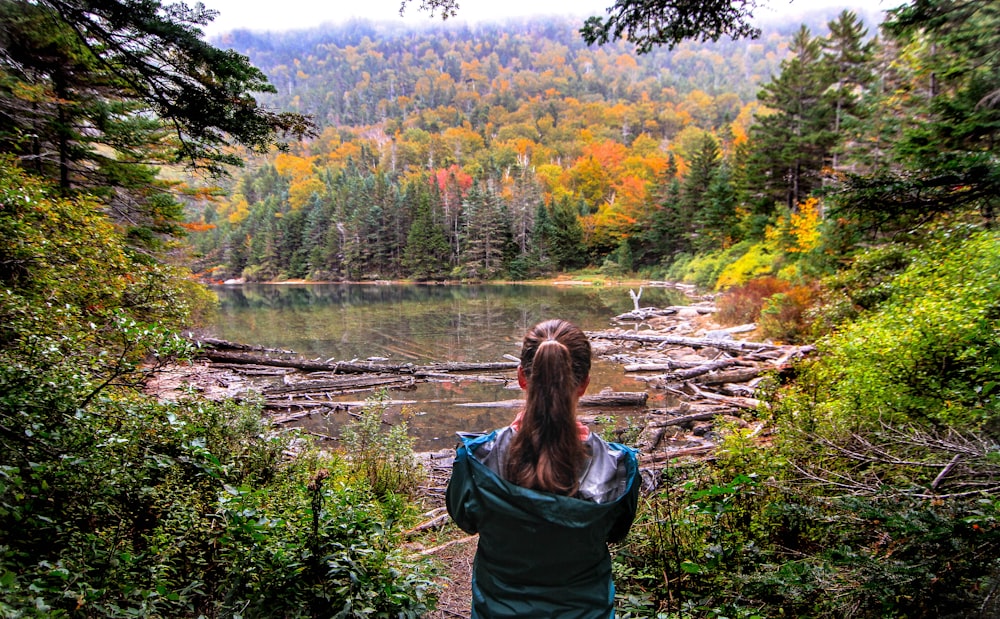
208,283 -> 685,450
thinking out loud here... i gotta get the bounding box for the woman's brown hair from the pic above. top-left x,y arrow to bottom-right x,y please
504,319 -> 591,495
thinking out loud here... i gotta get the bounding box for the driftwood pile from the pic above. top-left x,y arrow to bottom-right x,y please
175,336 -> 648,426
583,292 -> 813,485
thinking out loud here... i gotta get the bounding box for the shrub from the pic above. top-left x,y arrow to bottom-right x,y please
0,159 -> 438,618
714,242 -> 782,290
340,391 -> 425,498
758,284 -> 818,344
667,242 -> 755,289
801,226 -> 1000,433
716,276 -> 791,326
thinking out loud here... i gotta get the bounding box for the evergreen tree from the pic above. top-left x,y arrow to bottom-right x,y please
530,201 -> 556,273
402,185 -> 450,280
836,0 -> 1000,231
0,0 -> 310,249
461,182 -> 513,279
635,153 -> 686,264
822,10 -> 876,173
548,195 -> 587,270
745,26 -> 836,215
680,133 -> 722,249
697,162 -> 740,250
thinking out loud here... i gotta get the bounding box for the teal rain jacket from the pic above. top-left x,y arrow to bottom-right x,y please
446,427 -> 640,618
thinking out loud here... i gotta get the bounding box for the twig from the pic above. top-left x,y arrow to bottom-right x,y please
931,454 -> 962,490
417,535 -> 477,556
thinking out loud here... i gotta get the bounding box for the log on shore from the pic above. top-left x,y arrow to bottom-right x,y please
686,384 -> 762,410
454,391 -> 649,409
587,331 -> 778,354
694,367 -> 763,386
640,444 -> 716,463
269,399 -> 418,410
200,350 -> 415,373
623,359 -> 718,372
647,409 -> 733,428
200,350 -> 518,375
664,358 -> 749,381
189,336 -> 294,354
264,374 -> 414,396
614,307 -> 678,321
421,361 -> 519,372
702,323 -> 757,338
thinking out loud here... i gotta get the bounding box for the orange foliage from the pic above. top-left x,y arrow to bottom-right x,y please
759,284 -> 818,344
716,276 -> 791,326
180,221 -> 217,232
274,152 -> 316,182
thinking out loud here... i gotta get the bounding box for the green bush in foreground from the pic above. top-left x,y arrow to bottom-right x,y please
0,158 -> 437,617
615,224 -> 1000,618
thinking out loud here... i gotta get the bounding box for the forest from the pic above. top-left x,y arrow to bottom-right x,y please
1,0 -> 998,617
187,11 -> 872,282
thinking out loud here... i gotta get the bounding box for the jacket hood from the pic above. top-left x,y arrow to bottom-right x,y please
460,428 -> 637,528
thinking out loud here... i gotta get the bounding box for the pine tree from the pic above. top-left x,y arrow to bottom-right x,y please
0,0 -> 310,251
746,26 -> 836,215
530,201 -> 555,273
835,0 -> 1000,229
635,153 -> 685,264
822,10 -> 876,173
697,163 -> 740,250
548,196 -> 587,270
680,133 -> 722,249
402,186 -> 450,280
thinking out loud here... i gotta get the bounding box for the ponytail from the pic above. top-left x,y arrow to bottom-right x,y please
505,319 -> 591,495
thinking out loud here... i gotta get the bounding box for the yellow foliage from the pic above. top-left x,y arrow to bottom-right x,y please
227,196 -> 250,224
766,197 -> 823,253
715,243 -> 779,290
274,152 -> 316,182
288,177 -> 326,211
789,197 -> 822,253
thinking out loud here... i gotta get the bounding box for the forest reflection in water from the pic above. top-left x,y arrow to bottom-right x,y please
208,283 -> 686,450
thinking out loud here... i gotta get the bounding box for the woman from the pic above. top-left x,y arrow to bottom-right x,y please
446,319 -> 640,618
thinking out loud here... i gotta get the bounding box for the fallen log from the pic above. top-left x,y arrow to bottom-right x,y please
702,323 -> 757,339
200,350 -> 518,376
264,374 -> 413,396
648,409 -> 731,428
614,307 -> 678,322
415,371 -> 510,383
664,358 -> 747,381
200,350 -> 414,373
686,384 -> 762,410
694,367 -> 763,386
587,331 -> 778,354
267,398 -> 418,409
623,359 -> 715,372
211,363 -> 295,376
454,391 -> 649,409
647,404 -> 734,416
189,336 -> 294,354
421,361 -> 519,372
641,444 -> 716,463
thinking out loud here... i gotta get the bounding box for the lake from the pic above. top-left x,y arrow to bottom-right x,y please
208,282 -> 686,450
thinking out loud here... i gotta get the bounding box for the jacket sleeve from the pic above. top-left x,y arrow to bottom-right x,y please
606,450 -> 640,544
446,445 -> 480,534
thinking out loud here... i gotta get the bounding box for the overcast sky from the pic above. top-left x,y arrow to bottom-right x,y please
198,0 -> 880,37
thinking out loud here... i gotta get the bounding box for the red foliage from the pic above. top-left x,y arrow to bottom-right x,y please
716,276 -> 790,326
433,164 -> 473,195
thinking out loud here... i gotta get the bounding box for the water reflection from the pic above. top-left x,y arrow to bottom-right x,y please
209,283 -> 685,449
